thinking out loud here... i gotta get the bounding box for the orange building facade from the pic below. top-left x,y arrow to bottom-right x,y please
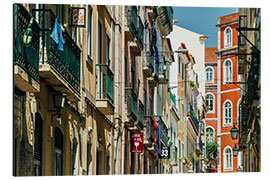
216,12 -> 241,173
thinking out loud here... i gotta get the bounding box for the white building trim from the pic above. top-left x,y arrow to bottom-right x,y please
219,88 -> 241,94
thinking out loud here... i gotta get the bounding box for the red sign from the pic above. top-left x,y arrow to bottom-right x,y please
131,133 -> 143,153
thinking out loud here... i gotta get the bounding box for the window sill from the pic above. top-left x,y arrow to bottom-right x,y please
223,123 -> 232,127
223,168 -> 233,172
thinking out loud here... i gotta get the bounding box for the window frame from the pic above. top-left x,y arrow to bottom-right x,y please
223,59 -> 233,84
205,93 -> 215,113
223,100 -> 233,127
223,146 -> 233,171
206,126 -> 215,143
224,26 -> 232,47
205,67 -> 214,83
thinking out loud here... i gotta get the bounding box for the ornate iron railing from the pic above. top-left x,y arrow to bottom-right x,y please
96,64 -> 114,104
190,105 -> 199,132
32,8 -> 81,93
125,6 -> 138,39
14,4 -> 40,82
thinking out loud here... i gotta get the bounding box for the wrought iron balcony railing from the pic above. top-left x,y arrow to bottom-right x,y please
96,64 -> 114,104
159,118 -> 169,145
14,4 -> 40,82
148,116 -> 154,142
137,17 -> 144,50
137,101 -> 145,129
125,6 -> 138,39
190,105 -> 199,132
128,89 -> 138,122
32,8 -> 81,93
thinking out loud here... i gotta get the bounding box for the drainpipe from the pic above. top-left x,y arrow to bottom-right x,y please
120,5 -> 125,175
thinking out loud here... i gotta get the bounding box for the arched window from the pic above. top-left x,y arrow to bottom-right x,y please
223,59 -> 232,83
224,27 -> 232,47
206,67 -> 214,82
206,93 -> 214,112
206,127 -> 215,143
223,146 -> 233,171
224,100 -> 232,126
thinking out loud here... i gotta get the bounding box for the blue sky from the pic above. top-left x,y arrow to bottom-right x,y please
172,7 -> 237,47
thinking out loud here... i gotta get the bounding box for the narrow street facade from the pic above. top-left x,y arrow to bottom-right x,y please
13,4 -> 260,176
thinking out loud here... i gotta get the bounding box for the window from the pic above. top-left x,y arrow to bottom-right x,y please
206,127 -> 214,143
224,100 -> 232,126
34,113 -> 43,176
178,56 -> 181,74
224,27 -> 232,47
106,34 -> 111,67
237,99 -> 241,123
182,63 -> 184,80
181,104 -> 184,122
224,147 -> 233,171
205,94 -> 214,112
223,59 -> 232,83
54,127 -> 63,176
206,67 -> 214,82
87,6 -> 93,57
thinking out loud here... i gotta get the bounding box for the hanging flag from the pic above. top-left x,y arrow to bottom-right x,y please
153,117 -> 157,146
23,18 -> 33,47
155,119 -> 161,154
50,18 -> 65,51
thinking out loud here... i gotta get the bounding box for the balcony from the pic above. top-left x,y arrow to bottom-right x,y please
96,64 -> 114,115
124,6 -> 138,41
136,101 -> 145,130
145,116 -> 155,150
32,9 -> 81,101
159,118 -> 169,145
125,89 -> 137,127
189,105 -> 199,133
143,55 -> 155,77
158,60 -> 166,84
170,146 -> 178,165
14,4 -> 40,93
156,6 -> 173,36
136,17 -> 144,50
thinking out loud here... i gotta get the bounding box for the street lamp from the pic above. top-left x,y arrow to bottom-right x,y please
233,144 -> 239,157
230,125 -> 239,140
52,92 -> 67,118
53,92 -> 67,110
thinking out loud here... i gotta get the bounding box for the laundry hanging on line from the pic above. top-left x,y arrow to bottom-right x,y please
50,18 -> 65,51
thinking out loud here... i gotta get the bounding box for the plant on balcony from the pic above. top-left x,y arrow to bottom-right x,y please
206,140 -> 218,159
189,80 -> 196,87
189,151 -> 200,162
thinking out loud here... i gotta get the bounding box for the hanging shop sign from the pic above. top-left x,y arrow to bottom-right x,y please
131,132 -> 144,153
71,7 -> 86,27
158,146 -> 170,159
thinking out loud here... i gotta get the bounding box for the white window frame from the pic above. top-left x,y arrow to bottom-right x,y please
224,26 -> 232,47
223,100 -> 233,127
205,93 -> 215,113
205,67 -> 214,83
223,59 -> 233,84
206,126 -> 215,143
223,146 -> 233,171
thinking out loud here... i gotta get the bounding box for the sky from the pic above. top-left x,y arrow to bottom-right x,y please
172,7 -> 237,47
